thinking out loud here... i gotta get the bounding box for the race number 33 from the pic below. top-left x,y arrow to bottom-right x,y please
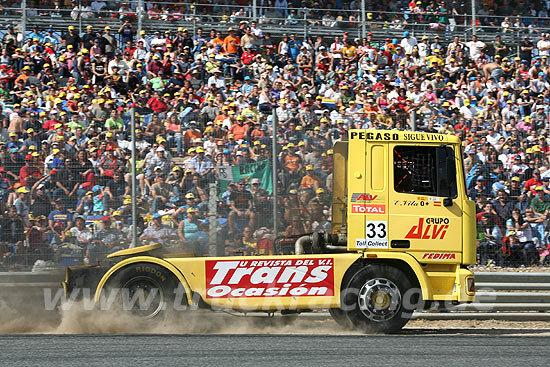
366,220 -> 387,239
356,220 -> 388,249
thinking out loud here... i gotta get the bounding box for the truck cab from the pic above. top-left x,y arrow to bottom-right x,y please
336,130 -> 475,263
329,130 -> 476,306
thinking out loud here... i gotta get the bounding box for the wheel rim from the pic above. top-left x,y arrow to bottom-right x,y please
358,278 -> 401,322
122,276 -> 165,319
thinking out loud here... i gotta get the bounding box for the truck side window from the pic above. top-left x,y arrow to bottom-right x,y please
394,146 -> 437,195
393,145 -> 457,198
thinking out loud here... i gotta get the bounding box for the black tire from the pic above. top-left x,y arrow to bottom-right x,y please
104,263 -> 187,319
328,308 -> 353,329
341,264 -> 414,334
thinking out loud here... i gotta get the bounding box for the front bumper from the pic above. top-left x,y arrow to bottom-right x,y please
456,267 -> 475,303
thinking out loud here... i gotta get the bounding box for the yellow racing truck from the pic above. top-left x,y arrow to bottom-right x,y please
64,130 -> 476,333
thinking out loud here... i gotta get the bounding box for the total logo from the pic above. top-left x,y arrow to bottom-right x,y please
351,204 -> 386,214
405,218 -> 449,240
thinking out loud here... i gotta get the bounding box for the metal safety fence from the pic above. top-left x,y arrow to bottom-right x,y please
1,1 -> 550,272
0,107 -> 340,271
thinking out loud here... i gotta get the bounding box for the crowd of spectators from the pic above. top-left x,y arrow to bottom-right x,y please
5,1 -> 550,33
2,2 -> 550,269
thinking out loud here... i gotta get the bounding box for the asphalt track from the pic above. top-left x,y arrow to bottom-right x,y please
1,287 -> 548,366
1,333 -> 548,367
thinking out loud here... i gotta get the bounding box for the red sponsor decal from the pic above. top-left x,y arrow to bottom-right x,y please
351,204 -> 386,214
405,218 -> 449,239
421,253 -> 456,260
351,193 -> 379,202
205,258 -> 335,298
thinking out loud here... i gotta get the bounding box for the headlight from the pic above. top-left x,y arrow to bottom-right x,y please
466,277 -> 475,294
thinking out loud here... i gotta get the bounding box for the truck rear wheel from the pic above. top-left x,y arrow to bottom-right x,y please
342,264 -> 414,334
105,263 -> 187,319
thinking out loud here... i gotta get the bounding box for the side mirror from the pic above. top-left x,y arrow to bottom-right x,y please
443,197 -> 453,207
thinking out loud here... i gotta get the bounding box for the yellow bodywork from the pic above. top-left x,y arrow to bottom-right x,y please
91,129 -> 476,311
93,252 -> 474,310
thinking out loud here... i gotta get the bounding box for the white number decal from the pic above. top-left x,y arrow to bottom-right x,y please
365,221 -> 387,240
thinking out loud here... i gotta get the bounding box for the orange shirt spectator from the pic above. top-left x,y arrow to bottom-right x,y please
250,128 -> 264,140
301,174 -> 321,191
184,128 -> 202,145
212,37 -> 224,52
284,154 -> 302,173
14,72 -> 30,85
229,122 -> 248,140
223,33 -> 240,55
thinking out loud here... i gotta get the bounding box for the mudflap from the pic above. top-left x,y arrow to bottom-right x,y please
64,265 -> 109,301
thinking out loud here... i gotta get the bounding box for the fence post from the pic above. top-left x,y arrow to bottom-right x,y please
471,0 -> 477,36
192,5 -> 196,35
411,110 -> 417,131
131,105 -> 138,248
78,0 -> 83,35
303,8 -> 307,39
137,0 -> 144,36
208,182 -> 218,256
271,108 -> 278,240
253,0 -> 257,21
516,27 -> 520,55
361,0 -> 366,39
21,0 -> 27,40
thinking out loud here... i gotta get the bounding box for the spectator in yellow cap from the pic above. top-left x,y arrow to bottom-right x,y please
177,205 -> 209,255
62,25 -> 80,51
301,164 -> 322,193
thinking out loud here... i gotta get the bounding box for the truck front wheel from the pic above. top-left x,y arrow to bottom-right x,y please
342,264 -> 414,333
104,263 -> 187,319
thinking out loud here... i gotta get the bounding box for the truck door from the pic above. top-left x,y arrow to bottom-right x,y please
347,138 -> 389,251
388,144 -> 463,262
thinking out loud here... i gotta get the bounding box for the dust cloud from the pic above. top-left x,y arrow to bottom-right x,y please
0,287 -> 358,335
2,291 -> 550,335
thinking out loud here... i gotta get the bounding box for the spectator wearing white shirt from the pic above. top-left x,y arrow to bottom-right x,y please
400,31 -> 417,53
207,69 -> 226,89
250,21 -> 264,39
459,99 -> 476,120
136,31 -> 151,51
107,53 -> 129,75
537,34 -> 550,57
486,128 -> 502,147
279,83 -> 297,102
133,41 -> 150,62
330,36 -> 344,67
150,32 -> 167,52
465,35 -> 486,60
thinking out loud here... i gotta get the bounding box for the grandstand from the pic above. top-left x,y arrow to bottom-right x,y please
1,0 -> 550,270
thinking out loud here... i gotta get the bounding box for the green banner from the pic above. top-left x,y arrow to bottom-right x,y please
217,159 -> 273,194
